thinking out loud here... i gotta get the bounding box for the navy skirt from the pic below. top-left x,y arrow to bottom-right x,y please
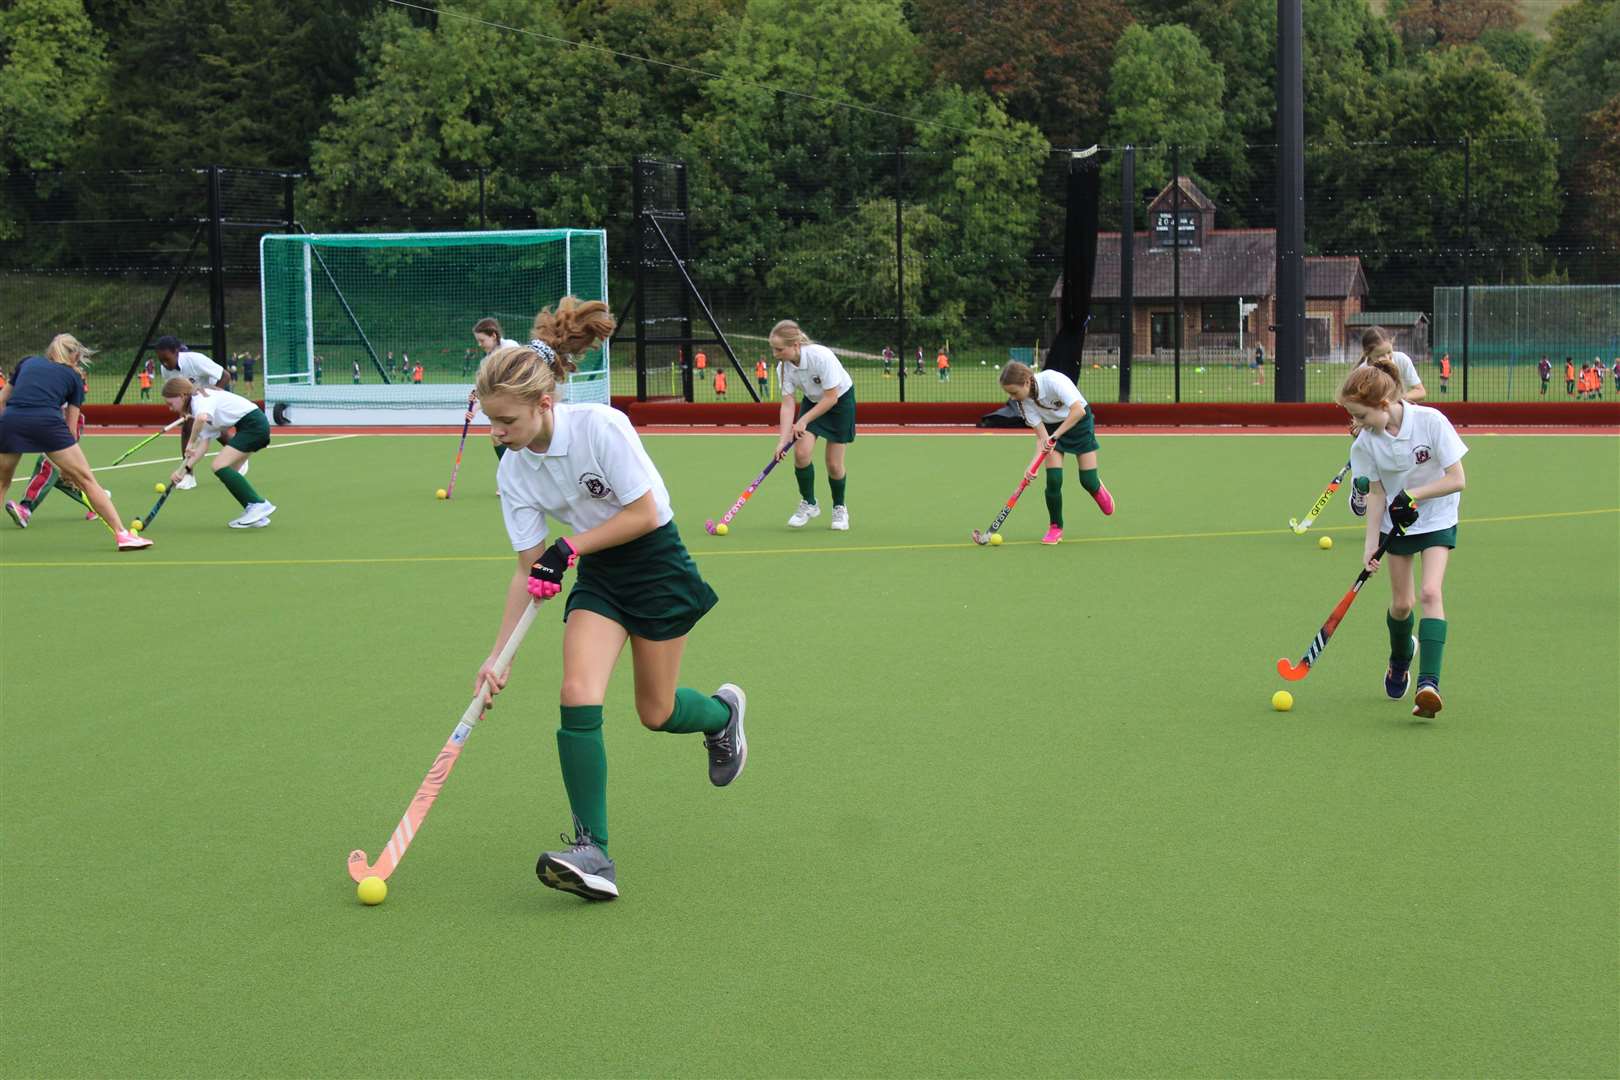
0,410 -> 75,454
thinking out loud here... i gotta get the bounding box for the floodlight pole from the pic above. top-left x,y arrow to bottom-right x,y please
1275,0 -> 1306,402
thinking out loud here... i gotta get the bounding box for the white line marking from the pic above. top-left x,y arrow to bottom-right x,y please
93,434 -> 359,472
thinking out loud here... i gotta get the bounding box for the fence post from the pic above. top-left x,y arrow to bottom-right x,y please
1462,136 -> 1471,402
1120,145 -> 1135,403
632,160 -> 647,401
479,167 -> 487,230
1172,144 -> 1182,403
207,165 -> 228,370
283,172 -> 295,232
1275,0 -> 1307,402
895,132 -> 906,404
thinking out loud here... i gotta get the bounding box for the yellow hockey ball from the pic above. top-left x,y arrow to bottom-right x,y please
715,523 -> 728,535
154,482 -> 167,494
435,489 -> 448,500
356,876 -> 387,905
131,519 -> 143,532
1271,690 -> 1294,712
1318,535 -> 1333,550
989,533 -> 1004,546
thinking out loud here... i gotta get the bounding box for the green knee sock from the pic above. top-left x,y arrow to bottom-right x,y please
657,687 -> 731,735
1043,468 -> 1063,527
1418,618 -> 1447,683
1079,468 -> 1102,495
829,474 -> 847,508
795,464 -> 817,504
557,705 -> 609,852
215,467 -> 263,508
1387,610 -> 1415,663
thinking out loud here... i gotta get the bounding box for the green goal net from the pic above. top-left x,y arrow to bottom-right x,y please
260,229 -> 608,424
1433,284 -> 1620,367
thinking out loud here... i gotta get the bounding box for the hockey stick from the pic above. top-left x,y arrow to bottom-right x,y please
347,599 -> 540,883
444,390 -> 477,499
1287,458 -> 1352,534
131,481 -> 177,533
705,435 -> 800,535
58,485 -> 118,536
107,417 -> 185,467
971,440 -> 1055,545
1276,526 -> 1401,681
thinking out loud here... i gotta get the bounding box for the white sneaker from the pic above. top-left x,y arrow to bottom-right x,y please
787,500 -> 821,528
241,500 -> 276,523
229,516 -> 270,529
830,505 -> 849,531
175,473 -> 198,490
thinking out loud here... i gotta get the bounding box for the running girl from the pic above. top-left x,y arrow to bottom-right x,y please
0,338 -> 150,550
475,298 -> 745,902
5,334 -> 98,529
162,378 -> 276,528
770,319 -> 855,531
998,360 -> 1114,544
1339,356 -> 1467,719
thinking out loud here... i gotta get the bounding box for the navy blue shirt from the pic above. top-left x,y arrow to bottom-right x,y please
5,356 -> 85,414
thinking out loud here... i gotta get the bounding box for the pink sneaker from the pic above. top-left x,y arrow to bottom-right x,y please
1093,483 -> 1115,516
115,529 -> 153,551
1040,524 -> 1063,545
5,501 -> 29,529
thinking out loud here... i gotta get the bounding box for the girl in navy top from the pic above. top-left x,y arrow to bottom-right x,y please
0,335 -> 151,550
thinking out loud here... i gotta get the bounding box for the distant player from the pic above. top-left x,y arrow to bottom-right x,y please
0,335 -> 150,550
412,360 -> 424,384
1565,357 -> 1575,396
915,346 -> 924,375
1347,327 -> 1423,518
475,299 -> 744,902
473,318 -> 521,461
243,352 -> 255,387
937,348 -> 950,381
1537,355 -> 1552,396
1438,352 -> 1450,394
713,368 -> 728,399
154,334 -> 230,490
882,345 -> 894,377
694,350 -> 707,381
1252,343 -> 1265,385
755,358 -> 769,396
139,365 -> 153,400
998,360 -> 1114,545
162,378 -> 276,528
352,359 -> 361,384
1338,355 -> 1467,719
772,320 -> 854,531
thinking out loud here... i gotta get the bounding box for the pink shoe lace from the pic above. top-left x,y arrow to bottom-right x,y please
1093,484 -> 1115,516
1040,525 -> 1063,545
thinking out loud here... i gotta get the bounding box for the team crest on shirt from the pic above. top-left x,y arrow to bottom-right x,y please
1413,445 -> 1431,465
578,472 -> 612,499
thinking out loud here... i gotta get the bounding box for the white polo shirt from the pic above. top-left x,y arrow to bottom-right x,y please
1353,351 -> 1422,393
190,387 -> 260,441
1016,369 -> 1088,427
169,350 -> 224,387
779,343 -> 853,402
498,403 -> 673,551
1350,403 -> 1468,534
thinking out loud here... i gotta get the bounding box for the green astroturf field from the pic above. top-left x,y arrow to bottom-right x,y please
2,430 -> 1616,1078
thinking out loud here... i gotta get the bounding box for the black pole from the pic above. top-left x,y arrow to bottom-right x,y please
1171,144 -> 1182,403
1275,0 -> 1306,402
479,167 -> 487,230
676,163 -> 695,403
632,160 -> 648,401
1462,136 -> 1471,402
207,165 -> 228,369
283,172 -> 295,232
1120,145 -> 1135,403
113,226 -> 205,403
895,133 -> 907,404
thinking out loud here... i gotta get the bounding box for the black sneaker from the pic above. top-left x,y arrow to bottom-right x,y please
1384,635 -> 1416,699
1412,678 -> 1444,720
536,820 -> 618,901
704,683 -> 748,787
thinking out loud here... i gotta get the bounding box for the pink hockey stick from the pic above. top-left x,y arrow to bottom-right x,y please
347,599 -> 541,882
705,435 -> 800,534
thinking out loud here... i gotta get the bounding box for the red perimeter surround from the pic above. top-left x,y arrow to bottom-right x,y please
83,400 -> 1619,429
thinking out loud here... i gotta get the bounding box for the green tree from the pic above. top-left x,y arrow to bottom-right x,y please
1571,93 -> 1620,262
1101,23 -> 1226,196
85,0 -> 368,171
1531,0 -> 1620,158
1391,0 -> 1520,52
681,0 -> 927,301
914,0 -> 1132,146
1475,27 -> 1541,77
1313,48 -> 1560,307
0,0 -> 108,239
